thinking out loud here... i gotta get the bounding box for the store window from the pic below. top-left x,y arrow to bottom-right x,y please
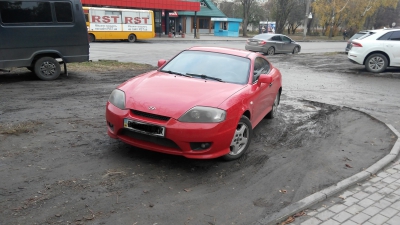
198,18 -> 209,29
220,22 -> 228,30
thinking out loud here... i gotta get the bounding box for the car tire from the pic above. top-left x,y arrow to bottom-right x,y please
222,116 -> 253,161
266,47 -> 275,55
266,92 -> 280,119
292,46 -> 299,54
34,57 -> 61,81
128,34 -> 137,43
89,33 -> 95,42
365,53 -> 388,73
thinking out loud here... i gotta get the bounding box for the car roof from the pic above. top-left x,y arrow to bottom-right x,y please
187,46 -> 253,58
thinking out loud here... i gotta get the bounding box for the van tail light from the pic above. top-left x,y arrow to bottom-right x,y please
258,40 -> 267,45
352,42 -> 362,47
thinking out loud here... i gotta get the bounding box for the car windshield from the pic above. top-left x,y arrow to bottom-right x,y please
358,31 -> 376,40
349,32 -> 367,41
253,34 -> 273,40
160,50 -> 251,85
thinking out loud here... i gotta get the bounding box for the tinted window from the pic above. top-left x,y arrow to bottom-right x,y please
271,36 -> 282,41
55,2 -> 73,23
0,1 -> 52,23
378,32 -> 393,40
389,31 -> 400,41
359,32 -> 376,40
254,34 -> 273,40
253,57 -> 270,82
282,36 -> 292,42
349,32 -> 367,41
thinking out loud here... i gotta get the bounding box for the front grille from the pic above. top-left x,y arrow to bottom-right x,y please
131,110 -> 170,121
120,129 -> 181,150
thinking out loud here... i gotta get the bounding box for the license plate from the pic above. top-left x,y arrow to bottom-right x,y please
123,119 -> 165,137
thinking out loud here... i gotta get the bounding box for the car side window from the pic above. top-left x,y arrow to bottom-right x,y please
378,32 -> 393,40
282,36 -> 292,43
253,57 -> 270,83
271,36 -> 281,41
389,31 -> 400,41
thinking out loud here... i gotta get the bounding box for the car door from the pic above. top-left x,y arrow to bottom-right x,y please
271,35 -> 283,53
384,31 -> 400,66
250,57 -> 274,124
281,35 -> 294,53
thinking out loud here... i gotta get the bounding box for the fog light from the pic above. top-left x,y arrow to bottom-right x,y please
107,121 -> 114,131
190,142 -> 212,151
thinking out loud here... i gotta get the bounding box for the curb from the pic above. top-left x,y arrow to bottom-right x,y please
253,106 -> 400,225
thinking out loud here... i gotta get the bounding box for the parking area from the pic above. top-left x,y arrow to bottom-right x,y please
1,52 -> 399,224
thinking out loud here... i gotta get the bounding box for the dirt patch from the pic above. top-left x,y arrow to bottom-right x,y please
0,59 -> 396,225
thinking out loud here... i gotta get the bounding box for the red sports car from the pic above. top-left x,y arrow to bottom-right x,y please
106,47 -> 282,160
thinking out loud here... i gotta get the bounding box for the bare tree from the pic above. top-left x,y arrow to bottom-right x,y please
239,0 -> 256,37
287,0 -> 307,34
268,0 -> 299,34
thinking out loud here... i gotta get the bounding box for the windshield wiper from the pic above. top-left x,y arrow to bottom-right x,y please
162,70 -> 192,77
186,73 -> 223,82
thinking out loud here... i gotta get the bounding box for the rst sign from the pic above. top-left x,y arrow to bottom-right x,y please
89,9 -> 153,32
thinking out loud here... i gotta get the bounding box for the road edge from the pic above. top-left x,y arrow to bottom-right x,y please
253,106 -> 400,225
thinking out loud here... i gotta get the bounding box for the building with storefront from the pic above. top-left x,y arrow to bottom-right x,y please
178,0 -> 227,34
80,0 -> 201,36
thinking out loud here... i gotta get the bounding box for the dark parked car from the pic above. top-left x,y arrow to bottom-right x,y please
0,0 -> 89,80
345,30 -> 369,53
245,33 -> 301,55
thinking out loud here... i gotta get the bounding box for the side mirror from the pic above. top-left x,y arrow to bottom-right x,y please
258,74 -> 272,84
158,59 -> 167,68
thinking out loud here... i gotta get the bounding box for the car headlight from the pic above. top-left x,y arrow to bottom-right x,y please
108,89 -> 126,109
179,106 -> 226,123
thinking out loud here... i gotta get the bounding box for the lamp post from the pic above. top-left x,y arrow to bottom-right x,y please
303,0 -> 311,40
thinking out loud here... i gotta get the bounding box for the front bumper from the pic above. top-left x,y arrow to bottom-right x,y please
106,103 -> 237,159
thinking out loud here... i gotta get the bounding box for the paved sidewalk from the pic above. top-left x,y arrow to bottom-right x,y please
254,124 -> 400,225
146,33 -> 346,42
289,160 -> 400,225
148,33 -> 248,42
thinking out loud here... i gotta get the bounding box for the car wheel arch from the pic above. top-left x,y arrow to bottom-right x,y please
363,51 -> 391,66
242,110 -> 251,121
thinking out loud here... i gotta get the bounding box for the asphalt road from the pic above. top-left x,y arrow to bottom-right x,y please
88,41 -> 346,66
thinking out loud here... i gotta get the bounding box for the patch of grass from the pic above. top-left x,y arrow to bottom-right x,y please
68,60 -> 155,72
0,121 -> 43,135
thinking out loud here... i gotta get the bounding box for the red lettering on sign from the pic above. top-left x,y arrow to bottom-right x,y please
142,17 -> 148,24
125,17 -> 133,24
92,15 -> 100,23
134,17 -> 141,24
111,16 -> 119,23
102,16 -> 110,23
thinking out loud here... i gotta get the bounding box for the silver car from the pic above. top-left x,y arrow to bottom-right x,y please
245,34 -> 301,55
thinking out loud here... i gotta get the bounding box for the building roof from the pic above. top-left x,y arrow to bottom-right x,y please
81,0 -> 200,12
179,0 -> 226,17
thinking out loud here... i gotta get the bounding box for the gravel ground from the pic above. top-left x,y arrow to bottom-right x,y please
0,54 -> 396,225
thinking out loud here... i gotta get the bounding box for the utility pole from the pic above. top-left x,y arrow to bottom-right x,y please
303,0 -> 311,40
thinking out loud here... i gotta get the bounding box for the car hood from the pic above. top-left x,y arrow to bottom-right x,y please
119,71 -> 246,119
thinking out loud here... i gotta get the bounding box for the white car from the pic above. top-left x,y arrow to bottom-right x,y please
348,28 -> 400,73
